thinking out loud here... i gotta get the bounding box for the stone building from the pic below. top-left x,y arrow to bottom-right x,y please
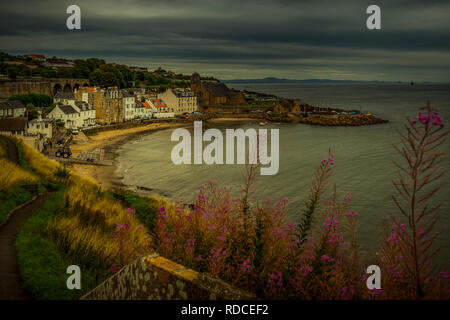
189,73 -> 245,107
76,87 -> 125,125
273,99 -> 306,113
158,88 -> 197,114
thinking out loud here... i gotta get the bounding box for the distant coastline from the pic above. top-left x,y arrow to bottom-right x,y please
223,77 -> 441,84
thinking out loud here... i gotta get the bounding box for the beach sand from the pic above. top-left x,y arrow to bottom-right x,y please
70,122 -> 184,157
69,118 -> 261,190
69,122 -> 187,190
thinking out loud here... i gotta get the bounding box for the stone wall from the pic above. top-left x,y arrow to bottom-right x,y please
81,253 -> 254,300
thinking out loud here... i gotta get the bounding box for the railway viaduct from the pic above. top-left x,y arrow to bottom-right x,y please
0,78 -> 90,99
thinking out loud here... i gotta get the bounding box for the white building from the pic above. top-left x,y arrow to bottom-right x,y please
148,99 -> 174,118
0,100 -> 26,118
47,101 -> 96,129
47,105 -> 79,129
158,88 -> 197,114
27,117 -> 54,139
135,101 -> 153,119
70,101 -> 96,128
122,90 -> 136,121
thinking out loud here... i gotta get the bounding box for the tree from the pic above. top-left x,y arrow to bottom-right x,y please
9,93 -> 53,109
25,103 -> 38,120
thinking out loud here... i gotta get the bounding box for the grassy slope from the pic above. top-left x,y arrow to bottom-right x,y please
107,189 -> 160,232
8,138 -> 103,299
15,190 -> 102,299
0,137 -> 33,225
0,186 -> 33,226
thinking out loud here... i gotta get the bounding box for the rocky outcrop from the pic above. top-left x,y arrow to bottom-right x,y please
296,114 -> 388,126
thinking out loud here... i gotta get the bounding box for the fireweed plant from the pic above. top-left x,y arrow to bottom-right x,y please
86,105 -> 448,299
378,102 -> 449,299
151,105 -> 449,299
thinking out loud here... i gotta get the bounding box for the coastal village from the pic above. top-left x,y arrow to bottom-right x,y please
0,53 -> 388,158
0,53 -> 448,303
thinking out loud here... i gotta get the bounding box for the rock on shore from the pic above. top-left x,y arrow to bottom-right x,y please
296,114 -> 388,126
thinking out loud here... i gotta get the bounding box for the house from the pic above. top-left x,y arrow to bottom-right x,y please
47,101 -> 96,129
77,87 -> 124,125
122,90 -> 136,121
148,99 -> 168,113
129,66 -> 148,73
0,100 -> 27,118
42,61 -> 74,69
54,92 -> 75,105
0,117 -> 28,135
28,54 -> 46,61
148,99 -> 174,118
71,101 -> 96,127
76,87 -> 96,105
27,117 -> 54,139
47,105 -> 80,129
158,88 -> 197,114
273,99 -> 305,113
190,73 -> 245,107
135,101 -> 153,119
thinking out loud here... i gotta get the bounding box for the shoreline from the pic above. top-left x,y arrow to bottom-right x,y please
69,118 -> 259,190
68,113 -> 387,191
69,122 -> 187,190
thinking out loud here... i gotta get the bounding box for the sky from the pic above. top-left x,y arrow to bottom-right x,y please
0,0 -> 449,81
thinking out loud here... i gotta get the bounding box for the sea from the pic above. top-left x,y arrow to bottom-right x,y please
116,83 -> 450,268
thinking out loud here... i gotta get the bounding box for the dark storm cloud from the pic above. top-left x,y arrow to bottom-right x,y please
0,0 -> 449,81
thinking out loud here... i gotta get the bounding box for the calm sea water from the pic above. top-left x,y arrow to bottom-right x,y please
116,83 -> 450,268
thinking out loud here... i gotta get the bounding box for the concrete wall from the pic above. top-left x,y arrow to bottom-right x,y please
81,253 -> 254,300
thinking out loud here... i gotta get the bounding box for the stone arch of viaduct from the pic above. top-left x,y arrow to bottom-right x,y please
0,78 -> 90,99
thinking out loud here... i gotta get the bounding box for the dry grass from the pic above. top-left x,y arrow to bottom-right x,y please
11,136 -> 64,183
7,135 -> 149,274
0,158 -> 39,192
47,182 -> 151,271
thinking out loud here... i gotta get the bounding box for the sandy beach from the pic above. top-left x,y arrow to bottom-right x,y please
69,122 -> 187,190
70,122 -> 185,157
68,118 -> 263,190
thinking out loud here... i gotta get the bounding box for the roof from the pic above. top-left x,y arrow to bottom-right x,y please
172,89 -> 195,98
227,90 -> 241,99
80,87 -> 95,93
58,105 -> 78,115
0,117 -> 28,131
54,92 -> 74,100
74,101 -> 92,111
142,102 -> 152,109
121,90 -> 135,98
0,100 -> 25,110
135,101 -> 145,108
150,99 -> 167,108
29,54 -> 46,59
28,118 -> 53,125
202,82 -> 232,97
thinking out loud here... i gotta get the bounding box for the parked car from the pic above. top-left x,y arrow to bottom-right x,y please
71,128 -> 79,135
55,147 -> 72,158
